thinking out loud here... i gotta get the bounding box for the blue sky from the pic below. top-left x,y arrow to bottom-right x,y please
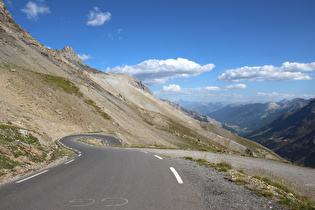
5,0 -> 315,103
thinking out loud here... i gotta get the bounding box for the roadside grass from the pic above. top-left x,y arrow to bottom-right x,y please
251,175 -> 314,209
0,124 -> 77,181
183,156 -> 315,210
78,138 -> 105,147
193,158 -> 232,172
49,146 -> 76,163
0,125 -> 48,170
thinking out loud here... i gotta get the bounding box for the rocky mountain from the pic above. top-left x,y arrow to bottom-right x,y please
0,0 -> 282,176
207,99 -> 311,135
178,100 -> 225,115
162,100 -> 222,127
246,99 -> 315,168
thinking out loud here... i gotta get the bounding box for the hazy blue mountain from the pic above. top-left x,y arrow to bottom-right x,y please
177,100 -> 225,115
162,100 -> 222,127
246,98 -> 315,168
207,98 -> 311,135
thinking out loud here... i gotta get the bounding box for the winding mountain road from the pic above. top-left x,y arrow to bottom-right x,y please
0,134 -> 202,209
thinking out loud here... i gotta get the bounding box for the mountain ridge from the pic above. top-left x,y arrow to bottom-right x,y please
246,98 -> 315,167
207,98 -> 311,135
162,99 -> 222,127
0,0 -> 281,165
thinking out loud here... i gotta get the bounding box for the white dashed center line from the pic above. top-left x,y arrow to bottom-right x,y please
154,155 -> 163,160
170,167 -> 183,184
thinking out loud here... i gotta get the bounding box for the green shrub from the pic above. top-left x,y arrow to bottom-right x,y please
215,162 -> 232,172
263,191 -> 274,198
234,178 -> 247,185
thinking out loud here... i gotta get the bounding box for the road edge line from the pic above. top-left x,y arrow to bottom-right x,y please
16,170 -> 49,184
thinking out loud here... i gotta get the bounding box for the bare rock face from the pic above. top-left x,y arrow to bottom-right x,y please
128,77 -> 153,95
60,46 -> 85,67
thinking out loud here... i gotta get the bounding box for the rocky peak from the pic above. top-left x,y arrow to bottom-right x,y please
128,77 -> 153,95
59,46 -> 84,66
266,102 -> 280,111
0,0 -> 22,34
0,0 -> 45,50
0,0 -> 11,22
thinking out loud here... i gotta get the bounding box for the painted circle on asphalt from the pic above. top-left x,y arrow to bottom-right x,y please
102,197 -> 129,206
69,198 -> 95,207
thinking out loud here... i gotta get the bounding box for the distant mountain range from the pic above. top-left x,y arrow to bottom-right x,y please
246,99 -> 315,168
177,100 -> 225,115
162,100 -> 222,127
206,98 -> 311,135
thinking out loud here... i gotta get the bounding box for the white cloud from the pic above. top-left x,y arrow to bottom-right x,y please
78,54 -> 92,61
162,84 -> 182,92
225,84 -> 247,89
107,58 -> 215,85
157,83 -> 247,95
204,86 -> 222,91
257,92 -> 281,97
218,62 -> 315,82
21,1 -> 50,20
87,7 -> 111,26
255,92 -> 314,101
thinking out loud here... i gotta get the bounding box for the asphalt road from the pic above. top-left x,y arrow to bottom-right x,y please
0,134 -> 202,210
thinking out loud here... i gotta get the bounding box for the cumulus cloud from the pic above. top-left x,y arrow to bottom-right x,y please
78,54 -> 92,61
218,62 -> 315,82
204,86 -> 222,91
107,58 -> 215,85
21,1 -> 50,20
225,84 -> 247,89
157,83 -> 246,95
162,84 -> 182,92
87,7 -> 111,26
253,92 -> 314,102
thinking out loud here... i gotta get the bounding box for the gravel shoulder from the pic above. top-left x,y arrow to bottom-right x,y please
167,157 -> 283,210
147,149 -> 315,199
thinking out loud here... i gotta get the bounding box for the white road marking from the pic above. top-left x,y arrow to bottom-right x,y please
141,151 -> 148,154
102,197 -> 129,207
154,155 -> 163,160
16,170 -> 49,184
170,167 -> 183,184
70,199 -> 95,207
65,159 -> 75,165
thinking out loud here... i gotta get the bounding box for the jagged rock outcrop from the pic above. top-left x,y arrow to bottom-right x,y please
60,46 -> 85,67
129,77 -> 153,95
